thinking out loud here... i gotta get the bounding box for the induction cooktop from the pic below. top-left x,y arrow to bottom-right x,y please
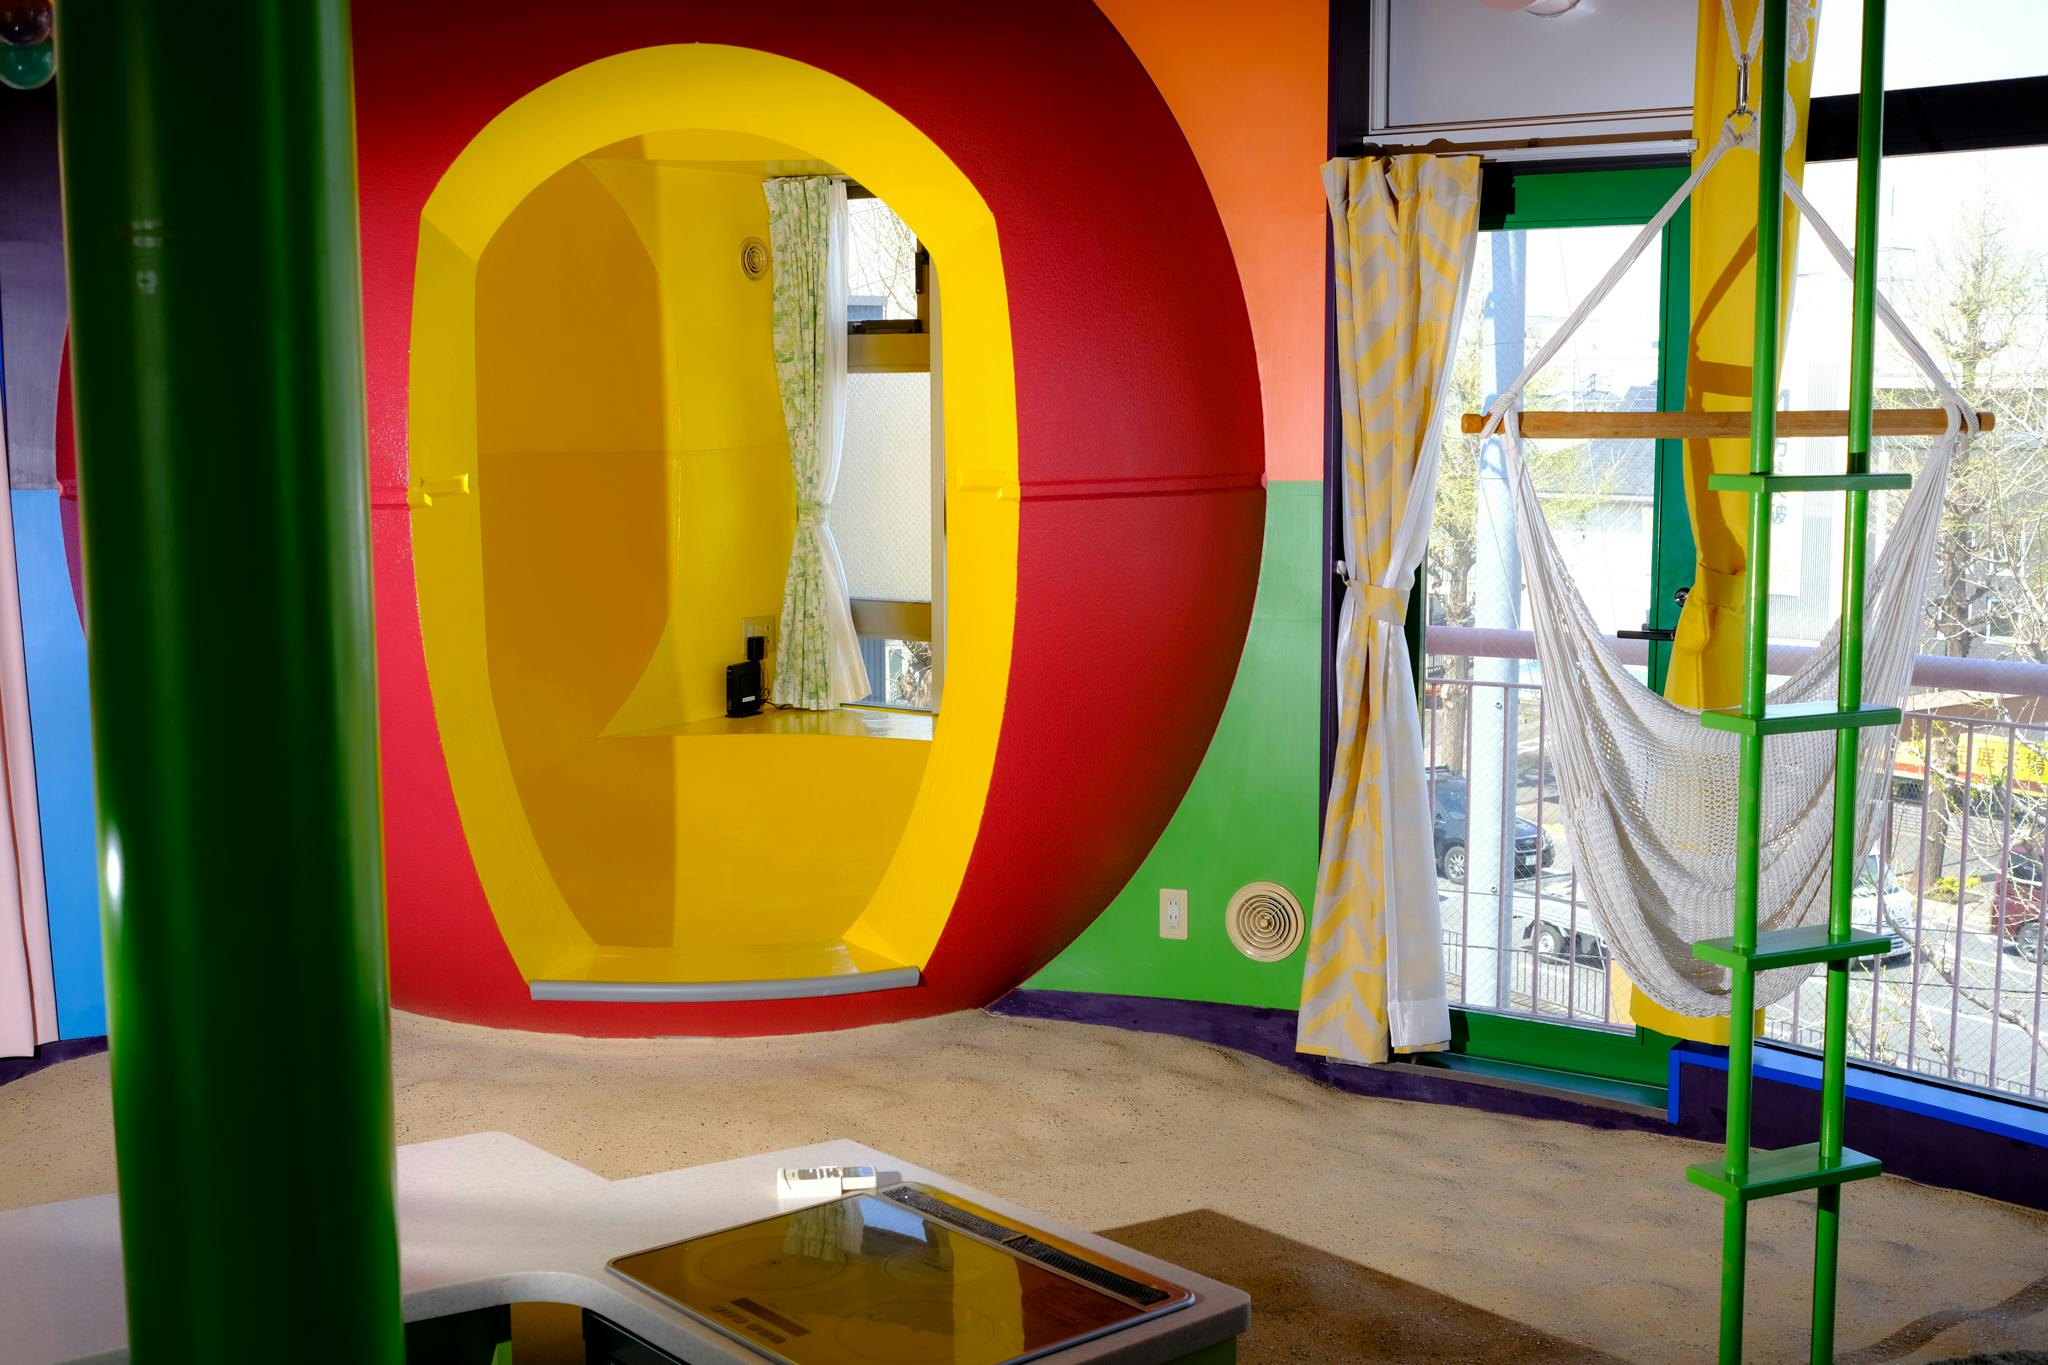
608,1182 -> 1194,1365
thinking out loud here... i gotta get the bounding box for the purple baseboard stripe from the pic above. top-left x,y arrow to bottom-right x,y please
1670,1044 -> 2048,1213
0,1035 -> 106,1088
988,989 -> 1667,1132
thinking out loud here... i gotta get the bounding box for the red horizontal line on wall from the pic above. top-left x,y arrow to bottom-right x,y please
1017,471 -> 1264,502
364,475 -> 1266,507
1426,625 -> 2048,699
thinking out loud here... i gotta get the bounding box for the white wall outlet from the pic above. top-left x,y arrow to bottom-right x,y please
1159,889 -> 1188,940
742,616 -> 776,655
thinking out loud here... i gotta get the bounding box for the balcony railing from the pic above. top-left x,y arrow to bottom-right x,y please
1424,627 -> 2048,1105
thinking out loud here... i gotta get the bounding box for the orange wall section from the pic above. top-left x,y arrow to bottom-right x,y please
1094,0 -> 1328,482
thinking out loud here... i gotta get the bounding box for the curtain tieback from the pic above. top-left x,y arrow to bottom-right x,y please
1338,564 -> 1410,626
796,496 -> 831,529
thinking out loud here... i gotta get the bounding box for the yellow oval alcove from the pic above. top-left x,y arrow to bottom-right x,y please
409,45 -> 1018,997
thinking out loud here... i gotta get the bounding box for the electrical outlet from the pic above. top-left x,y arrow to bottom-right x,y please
1159,888 -> 1188,940
742,616 -> 776,655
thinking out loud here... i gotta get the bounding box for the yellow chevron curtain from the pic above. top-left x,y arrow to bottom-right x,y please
1299,154 -> 1480,1065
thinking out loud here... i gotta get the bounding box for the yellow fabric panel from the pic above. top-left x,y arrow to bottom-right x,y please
409,45 -> 1018,980
1666,0 -> 1820,712
1300,155 -> 1479,1064
1637,0 -> 1821,1044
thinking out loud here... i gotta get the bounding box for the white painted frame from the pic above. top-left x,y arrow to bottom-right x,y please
1365,0 -> 1695,157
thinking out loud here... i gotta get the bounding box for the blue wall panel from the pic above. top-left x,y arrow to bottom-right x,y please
13,489 -> 101,1038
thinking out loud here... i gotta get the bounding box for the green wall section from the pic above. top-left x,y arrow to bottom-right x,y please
1029,480 -> 1321,1008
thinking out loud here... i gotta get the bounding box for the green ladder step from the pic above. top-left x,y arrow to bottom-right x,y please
1686,1142 -> 1882,1202
1699,700 -> 1902,737
1708,471 -> 1911,494
1693,923 -> 1897,971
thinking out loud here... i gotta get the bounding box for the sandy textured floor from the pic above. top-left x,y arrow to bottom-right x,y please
2,1008 -> 2045,1364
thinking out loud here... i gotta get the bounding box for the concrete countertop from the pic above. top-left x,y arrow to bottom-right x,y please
0,1131 -> 1249,1364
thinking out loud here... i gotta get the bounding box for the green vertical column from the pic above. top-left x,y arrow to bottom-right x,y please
1649,199 -> 1696,694
54,4 -> 403,1362
1720,4 -> 1788,1362
1813,2 -> 1886,1359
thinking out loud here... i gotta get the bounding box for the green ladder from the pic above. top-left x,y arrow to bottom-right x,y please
1690,2 -> 1894,1361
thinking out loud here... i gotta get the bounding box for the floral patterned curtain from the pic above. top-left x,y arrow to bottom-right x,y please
764,177 -> 869,708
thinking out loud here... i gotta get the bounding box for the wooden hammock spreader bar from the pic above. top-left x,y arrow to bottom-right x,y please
1458,408 -> 1993,438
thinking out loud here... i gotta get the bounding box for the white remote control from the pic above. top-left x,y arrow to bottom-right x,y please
776,1165 -> 879,1199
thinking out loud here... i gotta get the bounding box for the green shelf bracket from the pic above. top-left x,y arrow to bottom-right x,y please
1687,1143 -> 1883,1202
1707,471 -> 1911,494
1699,701 -> 1903,737
1693,925 -> 1897,972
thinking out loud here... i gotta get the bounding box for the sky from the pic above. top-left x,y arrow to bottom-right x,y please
1808,0 -> 2048,95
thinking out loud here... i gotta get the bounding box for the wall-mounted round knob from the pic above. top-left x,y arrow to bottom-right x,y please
739,237 -> 770,281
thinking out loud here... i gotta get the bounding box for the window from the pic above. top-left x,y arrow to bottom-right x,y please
1328,0 -> 2048,1107
1410,31 -> 2048,1101
1431,217 -> 1676,648
1766,137 -> 2048,1101
846,193 -> 923,328
1424,165 -> 1690,1033
836,191 -> 940,711
1776,145 -> 2048,669
1810,0 -> 2048,96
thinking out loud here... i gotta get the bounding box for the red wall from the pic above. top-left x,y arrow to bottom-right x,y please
355,1 -> 1267,1034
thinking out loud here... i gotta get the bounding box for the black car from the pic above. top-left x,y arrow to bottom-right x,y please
1431,776 -> 1555,883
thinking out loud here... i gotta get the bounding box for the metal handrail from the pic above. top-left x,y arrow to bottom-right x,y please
1424,625 -> 2048,700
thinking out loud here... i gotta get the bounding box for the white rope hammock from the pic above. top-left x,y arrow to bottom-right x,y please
1463,113 -> 1977,1016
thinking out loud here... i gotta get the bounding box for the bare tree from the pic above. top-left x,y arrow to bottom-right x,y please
1895,186 -> 2048,893
1428,285 -> 1618,779
847,198 -> 918,317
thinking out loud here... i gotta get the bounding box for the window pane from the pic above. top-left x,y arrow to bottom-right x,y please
836,371 -> 932,603
846,196 -> 918,322
1426,221 -> 1666,1031
852,637 -> 936,712
1812,0 -> 2048,96
1429,224 -> 1667,644
1779,146 -> 2048,662
1772,145 -> 2048,1101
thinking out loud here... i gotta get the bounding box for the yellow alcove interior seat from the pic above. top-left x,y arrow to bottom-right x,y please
411,47 -> 1017,1003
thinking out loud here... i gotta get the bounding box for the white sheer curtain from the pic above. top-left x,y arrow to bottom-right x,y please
763,177 -> 868,709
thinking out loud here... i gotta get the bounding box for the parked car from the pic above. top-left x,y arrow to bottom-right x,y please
1986,839 -> 2044,961
1433,884 -> 1607,964
1507,852 -> 1912,968
1849,855 -> 1915,971
1516,900 -> 1607,964
1430,776 -> 1555,883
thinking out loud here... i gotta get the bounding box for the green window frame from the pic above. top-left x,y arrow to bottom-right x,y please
1430,162 -> 1696,1098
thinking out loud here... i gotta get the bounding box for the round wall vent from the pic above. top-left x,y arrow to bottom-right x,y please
1225,881 -> 1305,963
739,236 -> 770,281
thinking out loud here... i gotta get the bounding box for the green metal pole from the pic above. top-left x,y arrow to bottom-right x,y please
1813,2 -> 1886,1358
1721,4 -> 1789,1361
54,5 -> 404,1362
